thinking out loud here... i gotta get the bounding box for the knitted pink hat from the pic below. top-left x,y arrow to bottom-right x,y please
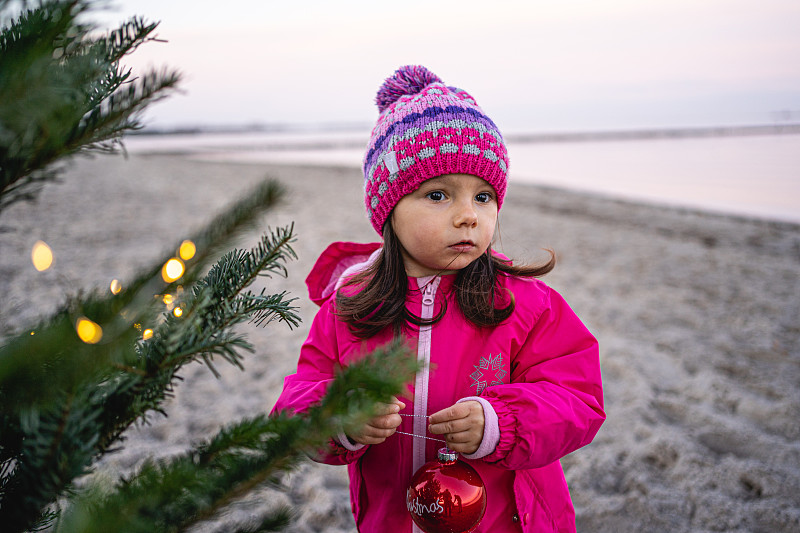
363,65 -> 509,235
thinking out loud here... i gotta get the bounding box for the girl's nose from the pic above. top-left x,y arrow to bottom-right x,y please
453,201 -> 478,227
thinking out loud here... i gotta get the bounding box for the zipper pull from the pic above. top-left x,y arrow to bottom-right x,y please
422,283 -> 435,306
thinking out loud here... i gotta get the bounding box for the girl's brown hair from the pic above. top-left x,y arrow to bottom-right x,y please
335,220 -> 555,339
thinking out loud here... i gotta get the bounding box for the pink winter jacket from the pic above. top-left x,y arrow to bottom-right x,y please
272,242 -> 605,532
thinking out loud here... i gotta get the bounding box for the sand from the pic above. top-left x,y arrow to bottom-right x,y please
1,153 -> 798,532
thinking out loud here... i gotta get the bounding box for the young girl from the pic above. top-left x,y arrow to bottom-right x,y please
272,65 -> 605,532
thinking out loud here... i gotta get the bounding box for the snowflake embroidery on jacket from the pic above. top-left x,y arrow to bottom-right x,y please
469,353 -> 507,394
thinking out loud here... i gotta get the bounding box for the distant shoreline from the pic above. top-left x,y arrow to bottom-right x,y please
132,122 -> 800,146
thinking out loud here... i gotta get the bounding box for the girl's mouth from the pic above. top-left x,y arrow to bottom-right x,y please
449,241 -> 475,252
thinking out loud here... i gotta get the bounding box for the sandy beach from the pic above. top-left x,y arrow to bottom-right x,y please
1,153 -> 798,532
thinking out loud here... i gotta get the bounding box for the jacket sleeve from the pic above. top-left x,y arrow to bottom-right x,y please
270,298 -> 370,466
481,285 -> 605,470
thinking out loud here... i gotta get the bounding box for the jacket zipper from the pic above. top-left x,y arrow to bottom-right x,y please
412,276 -> 440,477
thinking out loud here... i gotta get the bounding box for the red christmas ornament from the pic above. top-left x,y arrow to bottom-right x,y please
406,448 -> 487,533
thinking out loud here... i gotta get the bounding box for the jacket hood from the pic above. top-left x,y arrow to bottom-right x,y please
306,241 -> 382,306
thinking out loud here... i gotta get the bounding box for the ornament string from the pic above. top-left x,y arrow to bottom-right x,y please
397,413 -> 447,444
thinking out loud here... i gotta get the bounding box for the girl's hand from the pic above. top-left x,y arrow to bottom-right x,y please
348,397 -> 405,445
428,401 -> 485,454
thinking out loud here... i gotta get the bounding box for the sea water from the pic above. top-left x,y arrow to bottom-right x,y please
124,129 -> 800,224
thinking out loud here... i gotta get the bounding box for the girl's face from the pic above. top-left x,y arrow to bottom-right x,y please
390,173 -> 498,277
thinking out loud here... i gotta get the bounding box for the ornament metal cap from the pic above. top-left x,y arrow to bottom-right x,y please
437,447 -> 458,464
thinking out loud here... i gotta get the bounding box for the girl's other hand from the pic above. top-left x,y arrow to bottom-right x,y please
349,397 -> 405,445
428,401 -> 485,454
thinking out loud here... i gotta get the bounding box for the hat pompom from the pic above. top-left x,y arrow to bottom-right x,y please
375,65 -> 442,112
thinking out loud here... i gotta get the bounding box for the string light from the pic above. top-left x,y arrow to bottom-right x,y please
161,258 -> 185,283
179,240 -> 196,260
76,317 -> 103,344
162,294 -> 174,305
31,241 -> 53,271
173,306 -> 183,317
110,279 -> 122,294
142,329 -> 153,340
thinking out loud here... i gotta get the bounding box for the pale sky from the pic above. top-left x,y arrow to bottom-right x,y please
94,0 -> 800,132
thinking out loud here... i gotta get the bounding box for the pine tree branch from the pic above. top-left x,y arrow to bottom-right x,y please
70,66 -> 181,151
57,341 -> 419,533
93,222 -> 298,452
241,290 -> 302,329
92,16 -> 162,64
1,387 -> 103,532
0,0 -> 181,211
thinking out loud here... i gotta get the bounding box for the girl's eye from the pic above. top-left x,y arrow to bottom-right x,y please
426,191 -> 445,201
475,192 -> 492,203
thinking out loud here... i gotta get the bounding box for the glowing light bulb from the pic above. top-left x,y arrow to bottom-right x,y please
110,279 -> 122,294
30,331 -> 35,335
162,294 -> 174,305
76,317 -> 103,344
173,306 -> 183,317
142,328 -> 153,340
161,258 -> 185,282
179,240 -> 196,260
32,241 -> 54,271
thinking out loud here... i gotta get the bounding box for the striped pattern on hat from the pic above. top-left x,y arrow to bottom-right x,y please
363,65 -> 509,235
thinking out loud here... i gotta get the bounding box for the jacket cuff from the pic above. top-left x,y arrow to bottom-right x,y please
481,396 -> 517,463
336,431 -> 366,452
457,396 -> 499,460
